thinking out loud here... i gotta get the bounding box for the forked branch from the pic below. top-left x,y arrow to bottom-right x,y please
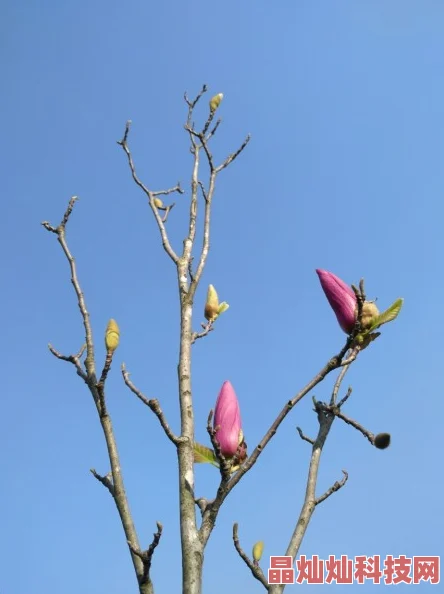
233,523 -> 268,589
118,121 -> 183,264
43,198 -> 157,594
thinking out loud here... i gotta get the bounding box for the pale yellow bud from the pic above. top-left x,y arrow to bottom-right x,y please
204,284 -> 219,321
153,198 -> 163,208
105,319 -> 120,352
252,541 -> 264,562
361,301 -> 380,330
217,302 -> 229,315
209,93 -> 223,112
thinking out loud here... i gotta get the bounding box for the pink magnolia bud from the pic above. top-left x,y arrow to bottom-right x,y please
213,381 -> 243,457
316,269 -> 357,333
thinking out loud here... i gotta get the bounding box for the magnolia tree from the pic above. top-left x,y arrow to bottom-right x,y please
42,86 -> 403,594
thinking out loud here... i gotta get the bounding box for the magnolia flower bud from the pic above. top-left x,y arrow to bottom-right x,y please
316,269 -> 357,333
252,541 -> 265,563
105,319 -> 120,352
205,285 -> 219,321
153,198 -> 164,208
209,93 -> 223,112
204,285 -> 229,322
214,381 -> 243,457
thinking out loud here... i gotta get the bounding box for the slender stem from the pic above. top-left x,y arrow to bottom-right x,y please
268,364 -> 352,594
98,406 -> 149,589
177,293 -> 203,594
43,200 -> 154,593
118,121 -> 180,264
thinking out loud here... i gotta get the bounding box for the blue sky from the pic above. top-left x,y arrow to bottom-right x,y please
1,0 -> 443,592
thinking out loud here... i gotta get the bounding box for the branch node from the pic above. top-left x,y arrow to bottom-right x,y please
128,522 -> 163,584
90,468 -> 115,496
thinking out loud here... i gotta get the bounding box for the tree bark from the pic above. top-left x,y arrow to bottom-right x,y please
177,280 -> 204,593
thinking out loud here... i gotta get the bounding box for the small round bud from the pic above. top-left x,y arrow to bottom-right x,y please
361,301 -> 380,330
153,198 -> 163,208
374,433 -> 391,449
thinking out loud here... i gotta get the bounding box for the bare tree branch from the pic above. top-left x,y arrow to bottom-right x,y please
117,121 -> 181,264
121,364 -> 181,445
215,134 -> 251,173
315,470 -> 349,505
191,321 -> 214,344
268,365 -> 353,594
97,351 -> 114,388
337,386 -> 352,408
334,410 -> 375,445
153,183 -> 183,197
232,523 -> 268,590
330,364 -> 350,405
184,84 -> 207,114
200,339 -> 354,545
95,351 -> 117,416
42,196 -> 96,377
128,522 -> 163,585
48,342 -> 87,381
43,198 -> 153,593
296,426 -> 315,445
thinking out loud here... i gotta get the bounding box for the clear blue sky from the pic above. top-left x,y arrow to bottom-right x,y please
2,1 -> 443,592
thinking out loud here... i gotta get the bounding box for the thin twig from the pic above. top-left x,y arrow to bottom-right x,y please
296,426 -> 315,445
97,351 -> 114,389
161,204 -> 175,223
96,350 -> 115,417
90,469 -> 114,496
191,321 -> 214,344
43,199 -> 148,589
128,522 -> 163,584
337,386 -> 352,408
341,346 -> 361,366
335,410 -> 375,445
206,119 -> 221,141
215,134 -> 251,173
152,183 -> 183,197
48,343 -> 87,380
184,84 -> 207,115
315,470 -> 349,505
266,364 -> 355,594
198,181 -> 208,202
117,121 -> 180,264
121,365 -> 181,445
42,196 -> 96,377
330,364 -> 350,405
232,523 -> 268,589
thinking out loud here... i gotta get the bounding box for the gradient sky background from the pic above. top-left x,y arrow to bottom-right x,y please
1,1 -> 443,592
